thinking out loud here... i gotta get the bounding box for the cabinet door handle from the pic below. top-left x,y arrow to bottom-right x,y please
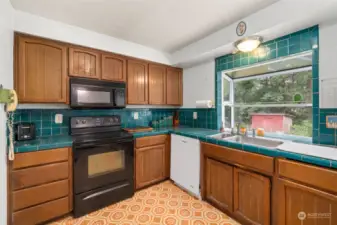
181,140 -> 187,143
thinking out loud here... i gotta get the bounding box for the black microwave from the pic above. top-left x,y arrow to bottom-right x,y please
70,78 -> 126,109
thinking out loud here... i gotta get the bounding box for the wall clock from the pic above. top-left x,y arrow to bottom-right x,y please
236,21 -> 247,36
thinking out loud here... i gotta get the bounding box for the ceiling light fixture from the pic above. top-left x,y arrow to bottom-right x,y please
234,36 -> 263,53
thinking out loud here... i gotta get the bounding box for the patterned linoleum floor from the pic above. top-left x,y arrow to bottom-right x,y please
50,181 -> 240,225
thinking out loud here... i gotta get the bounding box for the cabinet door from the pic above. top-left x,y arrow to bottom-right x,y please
149,64 -> 166,105
102,53 -> 126,82
233,168 -> 270,225
135,144 -> 165,189
69,47 -> 100,79
16,36 -> 67,103
166,68 -> 182,105
276,178 -> 337,225
205,158 -> 233,212
127,60 -> 148,104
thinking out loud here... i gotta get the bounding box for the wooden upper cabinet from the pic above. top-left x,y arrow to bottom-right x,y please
102,53 -> 126,82
166,67 -> 183,105
15,35 -> 67,103
135,144 -> 166,189
233,168 -> 270,225
149,64 -> 166,105
69,47 -> 100,79
205,158 -> 233,212
276,178 -> 337,225
127,60 -> 148,104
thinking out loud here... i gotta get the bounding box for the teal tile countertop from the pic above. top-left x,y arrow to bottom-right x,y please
14,135 -> 73,153
14,127 -> 337,170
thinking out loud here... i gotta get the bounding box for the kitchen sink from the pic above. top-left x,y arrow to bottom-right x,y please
225,135 -> 283,148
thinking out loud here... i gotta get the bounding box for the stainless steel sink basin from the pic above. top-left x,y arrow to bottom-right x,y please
225,135 -> 283,148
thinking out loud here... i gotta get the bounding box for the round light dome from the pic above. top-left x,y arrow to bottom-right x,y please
234,36 -> 263,52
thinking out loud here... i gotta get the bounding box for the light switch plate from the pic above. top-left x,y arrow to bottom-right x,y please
193,112 -> 198,119
55,114 -> 63,124
134,112 -> 139,120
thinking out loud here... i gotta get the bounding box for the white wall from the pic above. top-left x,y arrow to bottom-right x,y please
14,10 -> 172,65
182,61 -> 215,108
0,0 -> 14,224
319,20 -> 337,79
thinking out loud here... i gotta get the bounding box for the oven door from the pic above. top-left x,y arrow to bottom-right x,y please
73,139 -> 134,195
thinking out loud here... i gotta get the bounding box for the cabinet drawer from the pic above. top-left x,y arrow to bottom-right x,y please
13,196 -> 69,225
277,158 -> 337,193
136,135 -> 167,148
201,142 -> 274,175
12,162 -> 69,190
13,179 -> 69,211
13,148 -> 69,170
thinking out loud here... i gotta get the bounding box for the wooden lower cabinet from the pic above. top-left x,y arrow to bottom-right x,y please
9,148 -> 72,225
205,158 -> 233,212
233,168 -> 271,225
135,135 -> 169,190
135,144 -> 166,189
276,178 -> 337,225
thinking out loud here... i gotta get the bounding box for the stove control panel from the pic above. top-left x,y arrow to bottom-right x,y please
71,116 -> 121,128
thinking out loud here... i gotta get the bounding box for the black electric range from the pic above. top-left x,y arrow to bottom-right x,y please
70,116 -> 134,217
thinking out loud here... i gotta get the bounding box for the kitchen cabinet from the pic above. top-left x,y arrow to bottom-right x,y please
134,135 -> 169,189
69,47 -> 100,79
14,33 -> 183,105
276,178 -> 337,225
8,148 -> 72,225
135,145 -> 166,189
201,142 -> 273,225
171,134 -> 200,197
127,59 -> 148,104
15,35 -> 67,103
166,67 -> 183,105
149,64 -> 166,105
276,158 -> 337,225
205,158 -> 233,212
102,53 -> 126,82
233,167 -> 270,225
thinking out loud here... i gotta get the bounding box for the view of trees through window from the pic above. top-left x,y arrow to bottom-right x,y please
223,70 -> 313,137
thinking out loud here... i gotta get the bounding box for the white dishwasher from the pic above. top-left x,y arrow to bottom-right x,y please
170,134 -> 200,197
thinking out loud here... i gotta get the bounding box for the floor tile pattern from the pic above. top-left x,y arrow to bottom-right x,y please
50,181 -> 240,225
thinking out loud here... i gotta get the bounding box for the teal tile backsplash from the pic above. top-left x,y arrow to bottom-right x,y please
13,109 -> 176,137
13,108 -> 217,138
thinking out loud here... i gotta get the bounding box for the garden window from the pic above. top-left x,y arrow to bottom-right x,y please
222,52 -> 313,137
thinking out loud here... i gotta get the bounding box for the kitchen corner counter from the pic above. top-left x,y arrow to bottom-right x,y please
14,135 -> 73,153
13,127 -> 337,170
133,127 -> 337,170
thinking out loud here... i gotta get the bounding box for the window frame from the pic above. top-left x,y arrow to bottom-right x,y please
221,60 -> 313,131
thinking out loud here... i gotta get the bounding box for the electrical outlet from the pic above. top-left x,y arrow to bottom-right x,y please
134,112 -> 139,120
55,114 -> 63,124
193,112 -> 198,119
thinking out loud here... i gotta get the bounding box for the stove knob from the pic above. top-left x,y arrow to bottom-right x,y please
81,120 -> 87,124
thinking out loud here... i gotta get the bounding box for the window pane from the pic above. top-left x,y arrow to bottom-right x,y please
223,78 -> 230,102
234,107 -> 312,137
234,70 -> 312,105
224,106 -> 232,128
